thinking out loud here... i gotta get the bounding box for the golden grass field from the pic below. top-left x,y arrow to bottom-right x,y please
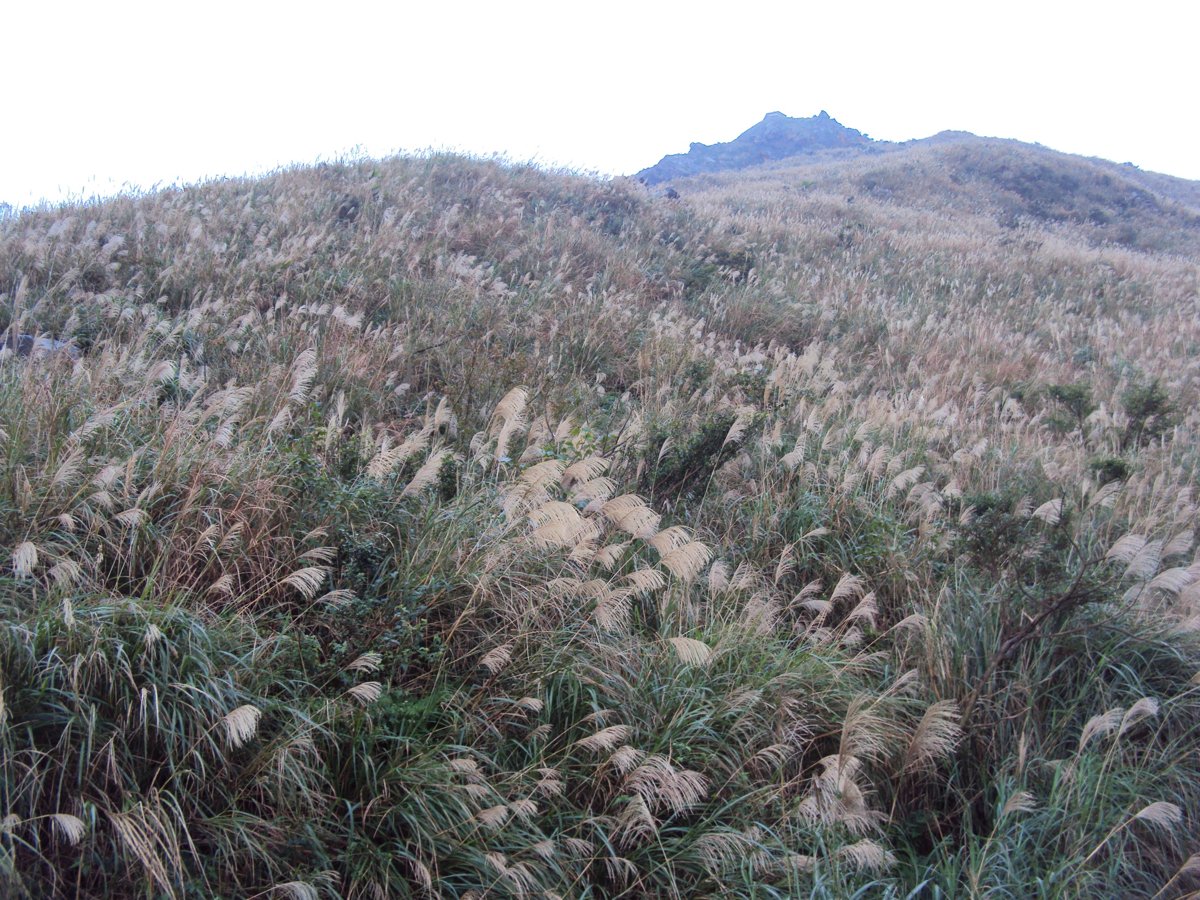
1,146 -> 1198,897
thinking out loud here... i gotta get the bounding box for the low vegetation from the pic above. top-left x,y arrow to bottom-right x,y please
1,149 -> 1199,897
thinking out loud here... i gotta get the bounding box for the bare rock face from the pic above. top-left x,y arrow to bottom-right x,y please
637,111 -> 880,186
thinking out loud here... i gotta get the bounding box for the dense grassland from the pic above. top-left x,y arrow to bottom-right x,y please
1,151 -> 1199,898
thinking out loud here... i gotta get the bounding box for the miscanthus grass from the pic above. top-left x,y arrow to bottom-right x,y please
0,148 -> 1197,896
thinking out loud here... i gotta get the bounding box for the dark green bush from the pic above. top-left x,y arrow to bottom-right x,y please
1121,378 -> 1175,449
643,413 -> 746,502
1089,455 -> 1133,485
1045,381 -> 1095,431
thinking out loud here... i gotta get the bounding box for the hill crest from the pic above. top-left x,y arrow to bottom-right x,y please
637,111 -> 879,185
637,113 -> 1200,255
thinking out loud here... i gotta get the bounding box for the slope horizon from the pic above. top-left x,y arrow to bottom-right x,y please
5,108 -> 1199,214
2,121 -> 1200,897
637,109 -> 1199,186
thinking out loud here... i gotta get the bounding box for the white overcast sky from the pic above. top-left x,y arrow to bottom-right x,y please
4,0 -> 1198,209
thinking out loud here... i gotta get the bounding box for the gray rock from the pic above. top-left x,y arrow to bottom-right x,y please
637,111 -> 881,186
2,333 -> 81,361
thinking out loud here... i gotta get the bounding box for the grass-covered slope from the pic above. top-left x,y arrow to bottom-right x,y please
671,135 -> 1200,257
1,152 -> 1199,898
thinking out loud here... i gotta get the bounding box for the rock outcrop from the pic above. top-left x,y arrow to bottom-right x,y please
1,333 -> 81,360
636,111 -> 880,185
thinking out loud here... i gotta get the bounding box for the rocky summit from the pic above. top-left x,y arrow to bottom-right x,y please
636,110 -> 879,185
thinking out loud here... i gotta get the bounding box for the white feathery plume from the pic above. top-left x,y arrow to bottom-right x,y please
666,636 -> 713,666
223,705 -> 262,748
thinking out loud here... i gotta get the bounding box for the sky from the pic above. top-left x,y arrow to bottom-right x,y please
4,0 -> 1199,209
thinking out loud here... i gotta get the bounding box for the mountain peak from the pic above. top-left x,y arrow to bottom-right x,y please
637,111 -> 877,185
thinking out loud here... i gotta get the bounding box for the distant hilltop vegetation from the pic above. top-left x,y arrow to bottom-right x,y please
637,111 -> 1200,255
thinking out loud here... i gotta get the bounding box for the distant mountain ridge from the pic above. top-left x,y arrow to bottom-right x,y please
636,112 -> 1200,255
636,111 -> 881,185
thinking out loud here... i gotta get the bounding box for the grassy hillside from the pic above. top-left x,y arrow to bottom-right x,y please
1,151 -> 1199,898
675,135 -> 1200,257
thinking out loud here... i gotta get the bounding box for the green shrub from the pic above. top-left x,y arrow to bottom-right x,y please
1089,455 -> 1133,485
1121,378 -> 1175,449
1045,381 -> 1095,432
643,413 -> 742,501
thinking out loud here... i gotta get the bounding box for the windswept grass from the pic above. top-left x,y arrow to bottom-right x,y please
0,149 -> 1198,897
